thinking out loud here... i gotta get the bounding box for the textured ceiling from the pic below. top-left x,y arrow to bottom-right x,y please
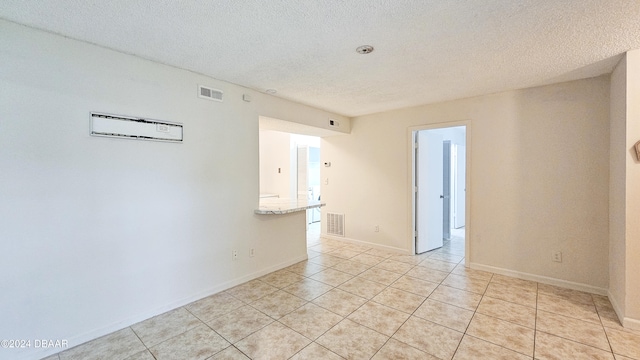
1,0 -> 639,117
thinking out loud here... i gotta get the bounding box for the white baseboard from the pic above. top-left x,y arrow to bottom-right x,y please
321,234 -> 410,255
470,262 -> 608,296
607,291 -> 640,331
31,254 -> 308,360
623,316 -> 640,331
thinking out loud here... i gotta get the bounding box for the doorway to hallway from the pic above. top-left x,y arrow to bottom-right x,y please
413,125 -> 467,256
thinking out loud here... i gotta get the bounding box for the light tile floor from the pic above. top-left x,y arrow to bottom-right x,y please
44,226 -> 640,360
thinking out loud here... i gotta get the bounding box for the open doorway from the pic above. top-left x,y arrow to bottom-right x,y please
259,116 -> 337,248
413,125 -> 467,259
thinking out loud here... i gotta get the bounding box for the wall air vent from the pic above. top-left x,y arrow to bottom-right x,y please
327,213 -> 345,237
198,85 -> 223,102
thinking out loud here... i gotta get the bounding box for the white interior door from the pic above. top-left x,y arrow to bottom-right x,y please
416,130 -> 444,253
454,144 -> 466,228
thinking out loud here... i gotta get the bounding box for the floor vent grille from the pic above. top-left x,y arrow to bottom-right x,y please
327,213 -> 345,237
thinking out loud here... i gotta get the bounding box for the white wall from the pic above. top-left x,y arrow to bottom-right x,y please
608,49 -> 640,330
609,54 -> 627,317
0,20 -> 349,360
259,130 -> 292,197
624,49 -> 640,325
323,76 -> 610,292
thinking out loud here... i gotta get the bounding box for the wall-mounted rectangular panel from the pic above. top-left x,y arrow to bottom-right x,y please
90,113 -> 183,142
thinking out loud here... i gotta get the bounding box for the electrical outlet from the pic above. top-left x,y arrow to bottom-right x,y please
552,251 -> 562,263
232,250 -> 238,261
374,225 -> 380,232
250,248 -> 255,257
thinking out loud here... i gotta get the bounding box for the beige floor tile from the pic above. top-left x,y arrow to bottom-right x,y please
466,313 -> 534,356
312,288 -> 368,317
308,243 -> 341,254
537,293 -> 600,324
249,290 -> 307,319
348,301 -> 410,336
484,282 -> 537,308
417,258 -> 457,272
592,294 -> 614,309
429,285 -> 482,311
316,319 -> 389,359
534,331 -> 614,360
131,307 -> 203,348
186,292 -> 246,322
365,248 -> 396,258
372,338 -> 438,360
290,343 -> 343,360
599,307 -> 627,330
331,259 -> 372,275
441,273 -> 490,294
285,261 -> 327,277
124,350 -> 155,360
338,277 -> 387,299
358,267 -> 402,285
374,259 -> 414,274
393,316 -> 463,359
427,252 -> 464,264
341,243 -> 372,253
451,265 -> 493,281
308,254 -> 345,267
538,284 -> 594,306
490,274 -> 537,293
614,355 -> 636,360
206,305 -> 273,343
406,266 -> 449,283
390,254 -> 425,265
536,310 -> 610,351
372,287 -> 426,313
605,327 -> 640,359
413,299 -> 474,332
224,280 -> 278,304
258,270 -> 305,289
279,303 -> 344,340
307,249 -> 321,259
391,275 -> 438,297
149,324 -> 229,360
476,296 -> 536,328
350,253 -> 386,266
309,268 -> 354,286
235,322 -> 311,360
207,346 -> 249,360
59,327 -> 145,360
326,248 -> 363,259
283,278 -> 334,301
453,335 -> 531,360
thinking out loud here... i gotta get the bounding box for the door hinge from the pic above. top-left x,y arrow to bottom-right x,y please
414,142 -> 419,149
414,186 -> 418,193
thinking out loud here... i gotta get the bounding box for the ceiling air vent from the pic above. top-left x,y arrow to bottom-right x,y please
198,85 -> 223,102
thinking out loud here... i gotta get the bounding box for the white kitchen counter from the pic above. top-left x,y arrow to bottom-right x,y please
255,197 -> 325,215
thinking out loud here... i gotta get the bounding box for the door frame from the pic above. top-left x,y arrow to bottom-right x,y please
408,121 -> 471,263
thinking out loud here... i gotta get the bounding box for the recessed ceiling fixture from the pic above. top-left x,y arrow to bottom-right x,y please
356,45 -> 374,54
265,89 -> 277,94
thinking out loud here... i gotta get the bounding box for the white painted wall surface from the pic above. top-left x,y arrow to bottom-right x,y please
259,130 -> 291,197
323,76 -> 610,291
624,49 -> 640,325
609,55 -> 627,318
0,20 -> 348,360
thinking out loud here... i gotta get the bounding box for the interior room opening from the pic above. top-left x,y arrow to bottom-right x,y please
414,125 -> 467,260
